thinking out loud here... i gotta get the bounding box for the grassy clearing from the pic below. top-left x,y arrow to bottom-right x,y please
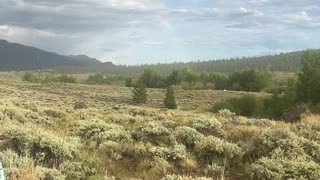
0,78 -> 319,180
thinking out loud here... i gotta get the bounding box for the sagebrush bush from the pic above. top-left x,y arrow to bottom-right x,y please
36,166 -> 65,180
249,157 -> 320,180
190,118 -> 225,137
132,122 -> 175,146
1,124 -> 81,165
148,145 -> 187,162
195,136 -> 242,164
174,126 -> 204,149
161,174 -> 213,180
71,120 -> 132,145
60,161 -> 96,180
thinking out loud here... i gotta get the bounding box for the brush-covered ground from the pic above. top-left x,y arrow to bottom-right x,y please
0,79 -> 319,180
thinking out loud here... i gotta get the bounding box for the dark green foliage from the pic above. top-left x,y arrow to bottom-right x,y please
22,73 -> 76,84
87,74 -> 125,84
164,86 -> 177,109
132,82 -> 147,104
22,73 -> 41,83
139,69 -> 165,88
125,78 -> 133,87
213,94 -> 260,117
228,69 -> 270,92
296,50 -> 320,104
54,50 -> 308,74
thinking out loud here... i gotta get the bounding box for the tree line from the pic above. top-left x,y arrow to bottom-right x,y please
213,50 -> 320,120
127,68 -> 270,92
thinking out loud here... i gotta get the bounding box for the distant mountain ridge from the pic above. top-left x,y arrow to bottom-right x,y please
0,39 -> 114,71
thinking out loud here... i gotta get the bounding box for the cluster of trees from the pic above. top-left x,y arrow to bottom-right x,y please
129,68 -> 270,92
22,73 -> 76,84
86,74 -> 126,84
132,83 -> 177,109
213,50 -> 320,120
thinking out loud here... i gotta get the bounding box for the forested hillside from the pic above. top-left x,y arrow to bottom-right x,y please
56,50 -> 308,75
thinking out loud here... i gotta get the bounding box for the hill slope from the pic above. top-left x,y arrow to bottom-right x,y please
0,40 -> 113,71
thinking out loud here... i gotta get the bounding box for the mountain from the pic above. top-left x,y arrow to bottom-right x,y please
0,39 -> 113,71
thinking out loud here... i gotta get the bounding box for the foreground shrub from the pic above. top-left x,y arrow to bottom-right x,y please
148,145 -> 187,162
1,124 -> 80,165
71,120 -> 132,145
36,166 -> 65,180
174,126 -> 204,149
132,122 -> 175,146
161,174 -> 213,180
195,136 -> 242,164
60,161 -> 96,180
190,118 -> 225,137
249,157 -> 320,180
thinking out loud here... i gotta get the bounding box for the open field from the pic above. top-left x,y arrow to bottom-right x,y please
0,78 -> 319,180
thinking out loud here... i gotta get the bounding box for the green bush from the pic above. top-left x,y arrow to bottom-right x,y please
174,126 -> 204,149
1,124 -> 80,164
71,120 -> 132,145
164,86 -> 177,109
161,174 -> 213,180
132,122 -> 175,146
195,136 -> 242,164
249,157 -> 320,180
190,118 -> 225,137
60,161 -> 96,180
132,82 -> 147,104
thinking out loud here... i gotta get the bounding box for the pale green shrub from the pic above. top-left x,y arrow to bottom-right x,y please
161,174 -> 213,180
43,108 -> 66,119
0,150 -> 33,178
1,124 -> 81,164
249,157 -> 320,180
2,107 -> 27,122
72,120 -> 132,145
217,109 -> 235,119
148,145 -> 187,162
36,166 -> 65,180
98,141 -> 124,161
195,136 -> 242,164
174,126 -> 204,149
203,164 -> 223,177
132,122 -> 175,146
190,118 -> 225,137
149,157 -> 171,176
60,161 -> 96,180
247,129 -> 307,160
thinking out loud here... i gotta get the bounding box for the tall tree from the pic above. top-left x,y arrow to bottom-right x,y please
164,86 -> 177,109
132,82 -> 147,104
296,50 -> 320,104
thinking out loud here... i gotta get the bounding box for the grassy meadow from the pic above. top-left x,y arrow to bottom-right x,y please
0,75 -> 319,180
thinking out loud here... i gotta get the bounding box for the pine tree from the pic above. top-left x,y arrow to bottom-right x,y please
164,86 -> 177,109
132,82 -> 147,104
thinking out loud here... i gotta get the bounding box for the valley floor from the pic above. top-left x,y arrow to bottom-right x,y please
0,79 -> 319,180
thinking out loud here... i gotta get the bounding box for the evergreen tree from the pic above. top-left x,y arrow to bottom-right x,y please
164,86 -> 177,109
296,50 -> 320,104
132,82 -> 147,104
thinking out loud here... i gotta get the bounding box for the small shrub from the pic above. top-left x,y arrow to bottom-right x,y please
60,161 -> 96,180
132,122 -> 175,146
249,157 -> 320,180
195,136 -> 242,164
174,126 -> 204,149
71,120 -> 132,145
190,118 -> 225,137
161,174 -> 213,180
74,102 -> 88,110
36,166 -> 65,180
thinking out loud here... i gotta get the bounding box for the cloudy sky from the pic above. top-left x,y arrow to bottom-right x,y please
0,0 -> 320,64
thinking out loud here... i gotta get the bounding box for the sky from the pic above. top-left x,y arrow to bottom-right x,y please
0,0 -> 320,65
